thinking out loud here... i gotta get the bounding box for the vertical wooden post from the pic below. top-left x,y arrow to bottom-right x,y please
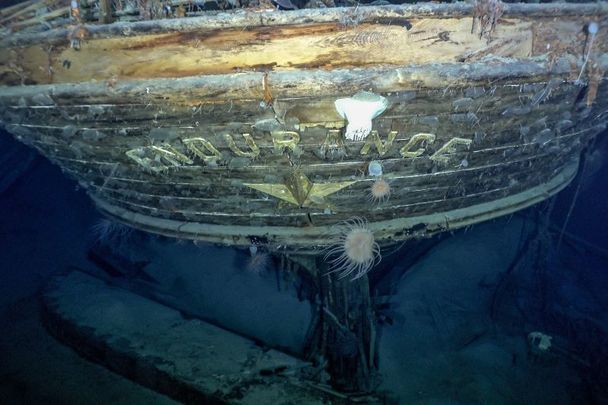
296,254 -> 376,393
323,271 -> 375,392
99,0 -> 113,24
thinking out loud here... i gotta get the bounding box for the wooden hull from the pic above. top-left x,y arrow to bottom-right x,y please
1,3 -> 607,252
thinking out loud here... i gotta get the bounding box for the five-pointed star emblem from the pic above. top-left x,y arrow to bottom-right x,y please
244,169 -> 354,208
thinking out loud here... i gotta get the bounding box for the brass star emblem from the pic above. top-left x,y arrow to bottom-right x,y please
244,169 -> 354,208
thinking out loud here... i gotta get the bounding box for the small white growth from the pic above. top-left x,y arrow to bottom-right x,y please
246,244 -> 270,273
589,21 -> 599,36
528,331 -> 553,352
367,160 -> 383,177
334,91 -> 389,141
576,21 -> 599,83
249,245 -> 258,255
91,218 -> 133,250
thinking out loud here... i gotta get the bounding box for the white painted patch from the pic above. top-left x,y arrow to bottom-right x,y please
334,91 -> 389,141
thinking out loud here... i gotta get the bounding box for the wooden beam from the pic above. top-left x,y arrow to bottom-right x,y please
7,6 -> 70,30
0,59 -> 584,103
99,0 -> 113,24
2,2 -> 607,47
0,0 -> 36,19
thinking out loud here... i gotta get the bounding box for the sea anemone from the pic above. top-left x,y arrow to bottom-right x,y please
369,178 -> 390,203
325,218 -> 381,280
246,245 -> 270,274
91,218 -> 133,246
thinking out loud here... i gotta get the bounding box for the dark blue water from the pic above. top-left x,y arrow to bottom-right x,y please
1,127 -> 607,403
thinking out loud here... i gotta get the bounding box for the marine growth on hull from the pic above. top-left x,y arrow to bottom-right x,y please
0,0 -> 607,399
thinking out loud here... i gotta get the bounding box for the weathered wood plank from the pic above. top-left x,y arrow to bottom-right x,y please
89,155 -> 571,229
0,58 -> 599,106
2,4 -> 606,86
81,158 -> 575,248
43,148 -> 571,226
0,79 -> 581,130
1,3 -> 605,249
3,3 -> 607,46
4,17 -> 535,85
29,125 -> 586,187
12,112 -> 592,182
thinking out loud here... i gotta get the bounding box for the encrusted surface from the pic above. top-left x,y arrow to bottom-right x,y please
42,270 -> 328,404
0,3 -> 606,249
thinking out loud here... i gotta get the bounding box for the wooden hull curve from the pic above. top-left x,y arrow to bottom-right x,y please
1,3 -> 607,252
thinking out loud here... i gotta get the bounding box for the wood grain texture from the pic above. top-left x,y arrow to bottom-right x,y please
1,3 -> 606,249
2,18 -> 535,85
2,72 -> 604,248
1,3 -> 606,86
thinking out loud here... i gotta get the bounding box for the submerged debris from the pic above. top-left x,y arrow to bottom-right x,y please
471,0 -> 503,40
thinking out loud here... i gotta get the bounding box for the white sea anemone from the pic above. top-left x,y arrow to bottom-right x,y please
369,178 -> 391,203
325,218 -> 381,280
91,218 -> 132,246
334,91 -> 389,141
246,245 -> 270,273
